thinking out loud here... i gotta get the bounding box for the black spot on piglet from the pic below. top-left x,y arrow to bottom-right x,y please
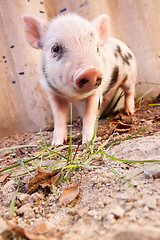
115,45 -> 133,65
103,66 -> 119,96
110,66 -> 119,87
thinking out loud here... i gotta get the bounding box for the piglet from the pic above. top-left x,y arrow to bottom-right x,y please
23,13 -> 137,145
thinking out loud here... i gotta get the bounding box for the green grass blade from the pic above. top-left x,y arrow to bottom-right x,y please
45,150 -> 68,160
101,150 -> 160,163
0,156 -> 39,174
37,145 -> 69,155
96,135 -> 112,153
123,167 -> 145,180
85,98 -> 100,156
68,103 -> 73,163
62,164 -> 83,170
149,103 -> 160,106
105,162 -> 134,188
16,156 -> 33,176
0,145 -> 36,153
137,81 -> 160,86
100,166 -> 145,182
135,87 -> 155,105
107,91 -> 124,117
51,184 -> 57,193
104,123 -> 159,149
39,129 -> 48,148
10,177 -> 20,218
101,90 -> 118,117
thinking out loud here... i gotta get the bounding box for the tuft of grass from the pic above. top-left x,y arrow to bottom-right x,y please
135,81 -> 160,107
0,97 -> 159,190
101,90 -> 124,118
0,122 -> 159,184
135,87 -> 155,107
0,145 -> 36,153
102,81 -> 160,117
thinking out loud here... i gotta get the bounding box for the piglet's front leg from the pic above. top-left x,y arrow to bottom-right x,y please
82,93 -> 100,144
48,94 -> 68,146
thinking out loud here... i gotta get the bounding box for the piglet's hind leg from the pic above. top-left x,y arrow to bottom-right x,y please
121,79 -> 136,115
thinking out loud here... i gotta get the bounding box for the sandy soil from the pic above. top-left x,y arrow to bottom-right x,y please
0,98 -> 160,240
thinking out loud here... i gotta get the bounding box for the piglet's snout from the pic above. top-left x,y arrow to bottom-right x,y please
74,67 -> 102,91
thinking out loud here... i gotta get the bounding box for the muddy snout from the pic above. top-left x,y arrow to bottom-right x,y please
74,67 -> 102,91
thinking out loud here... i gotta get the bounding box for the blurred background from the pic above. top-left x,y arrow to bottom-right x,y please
0,0 -> 160,138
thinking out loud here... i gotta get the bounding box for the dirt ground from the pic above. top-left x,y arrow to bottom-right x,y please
0,98 -> 160,240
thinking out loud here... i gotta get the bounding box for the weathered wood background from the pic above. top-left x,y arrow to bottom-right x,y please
0,0 -> 160,137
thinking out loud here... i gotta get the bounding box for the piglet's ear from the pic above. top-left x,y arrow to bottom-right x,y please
22,14 -> 46,49
93,14 -> 109,46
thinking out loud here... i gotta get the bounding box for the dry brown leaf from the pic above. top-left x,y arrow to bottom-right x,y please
152,116 -> 160,123
24,221 -> 62,240
0,174 -> 11,183
28,167 -> 60,194
59,183 -> 80,206
115,121 -> 132,133
6,220 -> 25,237
50,172 -> 60,185
6,220 -> 63,240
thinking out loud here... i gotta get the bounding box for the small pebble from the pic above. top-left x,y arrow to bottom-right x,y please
67,209 -> 77,216
108,213 -> 116,224
3,180 -> 16,193
111,206 -> 125,219
143,205 -> 149,213
78,206 -> 89,216
17,193 -> 29,202
144,165 -> 160,179
87,209 -> 98,217
16,203 -> 31,215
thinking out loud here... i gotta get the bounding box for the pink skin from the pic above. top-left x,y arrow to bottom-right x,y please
23,13 -> 137,145
48,94 -> 68,146
83,91 -> 100,143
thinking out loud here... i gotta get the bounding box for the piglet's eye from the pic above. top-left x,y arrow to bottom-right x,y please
97,47 -> 99,53
51,43 -> 61,54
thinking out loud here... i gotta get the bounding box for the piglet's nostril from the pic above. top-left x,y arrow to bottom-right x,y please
79,78 -> 89,88
95,77 -> 102,86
